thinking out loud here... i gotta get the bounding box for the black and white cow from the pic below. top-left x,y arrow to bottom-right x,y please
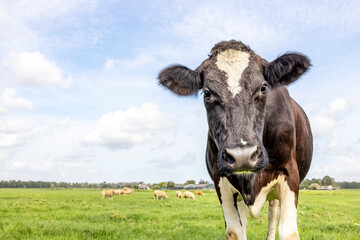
158,40 -> 313,240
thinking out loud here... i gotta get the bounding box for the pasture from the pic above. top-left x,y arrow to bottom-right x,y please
0,189 -> 359,239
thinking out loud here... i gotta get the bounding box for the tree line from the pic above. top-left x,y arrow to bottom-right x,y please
1,177 -> 358,189
0,179 -> 210,189
300,175 -> 360,189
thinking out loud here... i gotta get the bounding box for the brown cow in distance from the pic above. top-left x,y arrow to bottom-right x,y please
158,40 -> 313,240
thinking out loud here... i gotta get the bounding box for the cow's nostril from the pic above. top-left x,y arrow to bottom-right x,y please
250,147 -> 261,161
223,151 -> 235,164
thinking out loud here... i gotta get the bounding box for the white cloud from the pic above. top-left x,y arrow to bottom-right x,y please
0,119 -> 32,134
151,151 -> 197,170
161,2 -> 285,57
0,1 -> 99,52
2,52 -> 72,88
0,117 -> 37,149
309,98 -> 348,137
309,156 -> 360,181
320,98 -> 348,117
155,1 -> 360,65
0,133 -> 24,148
84,102 -> 171,149
104,58 -> 115,70
310,116 -> 335,137
121,53 -> 157,68
10,159 -> 85,172
0,106 -> 9,115
1,88 -> 33,110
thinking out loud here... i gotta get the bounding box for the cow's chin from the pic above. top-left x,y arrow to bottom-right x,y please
217,163 -> 256,178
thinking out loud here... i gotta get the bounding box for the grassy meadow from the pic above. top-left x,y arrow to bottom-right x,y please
0,188 -> 359,239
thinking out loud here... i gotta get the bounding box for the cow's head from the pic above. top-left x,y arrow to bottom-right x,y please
158,40 -> 310,177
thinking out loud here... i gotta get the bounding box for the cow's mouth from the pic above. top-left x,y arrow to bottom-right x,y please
233,171 -> 253,174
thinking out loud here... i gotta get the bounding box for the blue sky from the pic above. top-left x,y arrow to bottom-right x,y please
0,0 -> 359,184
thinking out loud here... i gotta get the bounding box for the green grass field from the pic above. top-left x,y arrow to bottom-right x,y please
0,189 -> 359,239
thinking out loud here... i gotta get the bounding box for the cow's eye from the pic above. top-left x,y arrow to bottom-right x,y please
260,84 -> 268,94
203,90 -> 211,100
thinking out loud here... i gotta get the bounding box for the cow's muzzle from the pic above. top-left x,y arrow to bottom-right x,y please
218,144 -> 264,176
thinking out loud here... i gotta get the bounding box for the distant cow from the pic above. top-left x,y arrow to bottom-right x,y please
101,189 -> 115,200
158,40 -> 313,239
195,190 -> 204,196
183,191 -> 196,200
154,190 -> 168,200
176,191 -> 182,199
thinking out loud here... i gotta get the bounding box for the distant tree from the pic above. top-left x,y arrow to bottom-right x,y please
184,180 -> 196,185
199,179 -> 209,184
167,181 -> 175,189
300,179 -> 310,189
337,181 -> 360,189
99,181 -> 107,188
310,178 -> 321,185
152,184 -> 160,190
321,175 -> 335,186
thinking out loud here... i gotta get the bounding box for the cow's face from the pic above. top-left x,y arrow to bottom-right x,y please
159,40 -> 310,176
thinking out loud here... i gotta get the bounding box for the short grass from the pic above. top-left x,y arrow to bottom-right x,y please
0,189 -> 359,239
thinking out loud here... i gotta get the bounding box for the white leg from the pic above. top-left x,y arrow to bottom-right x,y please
237,200 -> 248,239
275,177 -> 299,240
267,199 -> 279,240
218,177 -> 246,240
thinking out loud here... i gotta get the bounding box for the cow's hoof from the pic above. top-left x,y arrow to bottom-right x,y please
226,230 -> 238,240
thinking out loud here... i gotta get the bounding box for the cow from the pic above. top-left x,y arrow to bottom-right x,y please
158,40 -> 313,240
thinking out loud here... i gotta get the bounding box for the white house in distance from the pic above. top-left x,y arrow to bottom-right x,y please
138,182 -> 150,190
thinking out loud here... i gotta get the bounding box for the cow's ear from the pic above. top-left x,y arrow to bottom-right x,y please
264,53 -> 311,86
158,64 -> 203,96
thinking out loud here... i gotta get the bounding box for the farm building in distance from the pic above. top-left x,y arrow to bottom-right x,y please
307,183 -> 338,190
308,183 -> 321,189
138,182 -> 150,190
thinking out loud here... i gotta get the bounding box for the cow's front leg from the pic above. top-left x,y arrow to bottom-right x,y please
267,199 -> 279,240
275,177 -> 299,240
218,177 -> 247,240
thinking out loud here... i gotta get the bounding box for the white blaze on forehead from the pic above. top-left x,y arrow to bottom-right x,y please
216,49 -> 250,98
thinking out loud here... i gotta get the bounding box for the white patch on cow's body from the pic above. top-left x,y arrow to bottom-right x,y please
216,49 -> 250,98
237,199 -> 248,239
248,178 -> 278,218
219,177 -> 246,239
248,175 -> 298,240
275,176 -> 299,240
219,174 -> 298,239
267,199 -> 279,240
